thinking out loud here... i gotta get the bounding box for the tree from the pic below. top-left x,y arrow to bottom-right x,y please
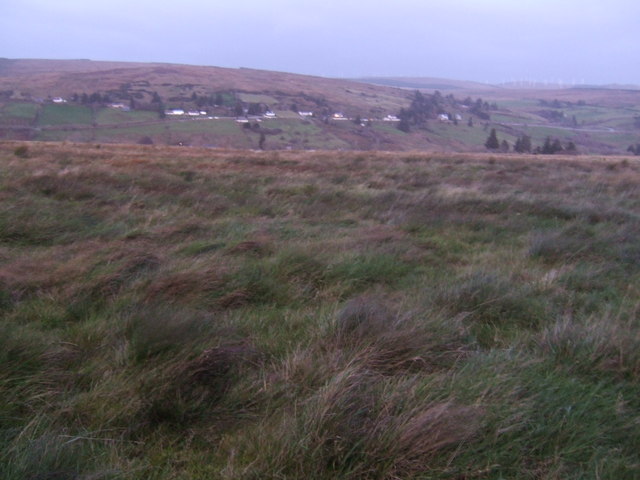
485,128 -> 500,150
500,140 -> 510,152
88,92 -> 102,104
247,103 -> 263,115
551,138 -> 563,153
467,117 -> 474,127
540,137 -> 564,154
397,117 -> 411,133
514,135 -> 532,153
628,144 -> 640,155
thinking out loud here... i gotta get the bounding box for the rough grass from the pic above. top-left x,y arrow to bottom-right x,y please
1,141 -> 640,479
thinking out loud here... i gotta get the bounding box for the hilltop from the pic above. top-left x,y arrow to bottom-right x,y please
1,59 -> 639,153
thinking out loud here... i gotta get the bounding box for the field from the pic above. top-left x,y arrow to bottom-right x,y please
1,141 -> 640,479
95,109 -> 159,126
2,59 -> 640,153
0,102 -> 39,125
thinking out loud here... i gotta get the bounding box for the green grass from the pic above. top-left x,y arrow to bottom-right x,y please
82,118 -> 256,146
0,102 -> 39,124
260,118 -> 351,149
95,108 -> 159,125
237,93 -> 278,104
1,142 -> 640,479
37,104 -> 93,126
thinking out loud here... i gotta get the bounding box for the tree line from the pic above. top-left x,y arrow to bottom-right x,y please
485,129 -> 577,154
397,91 -> 496,133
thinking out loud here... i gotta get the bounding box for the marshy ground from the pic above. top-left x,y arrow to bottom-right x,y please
1,142 -> 639,479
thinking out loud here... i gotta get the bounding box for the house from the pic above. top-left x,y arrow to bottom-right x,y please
52,97 -> 67,104
166,109 -> 185,116
298,111 -> 314,117
264,111 -> 276,118
383,115 -> 399,122
332,113 -> 347,120
438,113 -> 450,122
109,103 -> 130,111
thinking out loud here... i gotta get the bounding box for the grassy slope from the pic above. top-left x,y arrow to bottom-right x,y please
1,141 -> 640,479
2,59 -> 640,153
0,60 -> 407,116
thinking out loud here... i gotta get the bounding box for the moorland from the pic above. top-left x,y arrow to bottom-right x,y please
1,140 -> 639,479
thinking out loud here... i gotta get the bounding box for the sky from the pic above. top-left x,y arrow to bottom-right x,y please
2,0 -> 639,85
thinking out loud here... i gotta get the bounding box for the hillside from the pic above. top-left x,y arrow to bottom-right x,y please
1,59 -> 639,153
355,76 -> 495,91
1,141 -> 640,478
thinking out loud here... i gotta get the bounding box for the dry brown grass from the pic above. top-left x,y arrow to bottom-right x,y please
145,268 -> 227,306
390,402 -> 484,476
2,141 -> 640,479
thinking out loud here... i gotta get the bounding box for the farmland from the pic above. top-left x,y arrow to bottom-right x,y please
0,59 -> 639,153
1,141 -> 639,479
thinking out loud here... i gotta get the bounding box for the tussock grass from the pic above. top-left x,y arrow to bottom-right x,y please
1,142 -> 640,478
536,313 -> 640,381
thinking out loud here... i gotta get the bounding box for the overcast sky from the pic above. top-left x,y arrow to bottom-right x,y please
2,0 -> 639,85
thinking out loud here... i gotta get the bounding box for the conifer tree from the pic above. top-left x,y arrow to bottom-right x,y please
485,128 -> 500,149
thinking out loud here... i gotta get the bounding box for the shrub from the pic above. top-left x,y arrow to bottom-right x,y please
13,145 -> 28,158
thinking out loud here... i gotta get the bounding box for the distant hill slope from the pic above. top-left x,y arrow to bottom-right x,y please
355,76 -> 495,91
0,59 -> 408,115
1,59 -> 639,154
